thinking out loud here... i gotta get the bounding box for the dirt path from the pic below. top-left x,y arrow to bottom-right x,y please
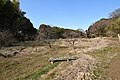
107,57 -> 120,80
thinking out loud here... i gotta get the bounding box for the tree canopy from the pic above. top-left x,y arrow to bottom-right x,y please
109,8 -> 120,18
0,0 -> 37,42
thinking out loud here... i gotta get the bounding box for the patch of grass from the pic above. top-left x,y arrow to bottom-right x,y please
90,45 -> 120,80
92,67 -> 103,79
24,62 -> 59,80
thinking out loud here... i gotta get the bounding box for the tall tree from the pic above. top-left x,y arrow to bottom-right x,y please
12,0 -> 19,10
0,0 -> 26,32
109,8 -> 120,18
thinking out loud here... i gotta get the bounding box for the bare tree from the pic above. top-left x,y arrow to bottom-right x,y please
65,39 -> 77,49
35,25 -> 57,51
109,8 -> 120,18
63,31 -> 79,49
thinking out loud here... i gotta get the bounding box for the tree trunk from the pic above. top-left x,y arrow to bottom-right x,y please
118,34 -> 120,42
48,42 -> 52,48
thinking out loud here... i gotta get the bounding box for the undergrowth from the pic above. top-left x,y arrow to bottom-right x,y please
24,62 -> 60,80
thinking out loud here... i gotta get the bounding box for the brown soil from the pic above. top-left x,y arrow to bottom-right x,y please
107,57 -> 120,80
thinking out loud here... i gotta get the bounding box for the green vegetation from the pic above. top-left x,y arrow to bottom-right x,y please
88,8 -> 120,38
89,45 -> 120,80
108,17 -> 120,34
25,62 -> 59,80
0,0 -> 37,47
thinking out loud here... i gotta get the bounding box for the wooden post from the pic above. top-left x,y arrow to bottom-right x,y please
51,61 -> 53,64
67,59 -> 69,62
118,34 -> 120,42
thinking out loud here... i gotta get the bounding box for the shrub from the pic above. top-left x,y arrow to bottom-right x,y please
0,30 -> 16,48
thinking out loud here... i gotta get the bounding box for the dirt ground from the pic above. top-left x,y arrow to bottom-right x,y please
107,57 -> 120,80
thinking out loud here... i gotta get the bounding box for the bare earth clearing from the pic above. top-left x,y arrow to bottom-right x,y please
0,37 -> 119,80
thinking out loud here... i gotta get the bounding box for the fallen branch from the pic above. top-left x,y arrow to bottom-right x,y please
0,47 -> 26,58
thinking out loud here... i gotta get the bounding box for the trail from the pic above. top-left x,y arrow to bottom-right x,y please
107,57 -> 120,80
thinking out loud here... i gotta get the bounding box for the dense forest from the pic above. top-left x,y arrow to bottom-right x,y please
0,0 -> 37,48
0,0 -> 120,48
0,0 -> 85,48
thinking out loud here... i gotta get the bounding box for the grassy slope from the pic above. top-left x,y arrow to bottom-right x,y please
0,45 -> 68,80
24,62 -> 59,80
88,44 -> 120,80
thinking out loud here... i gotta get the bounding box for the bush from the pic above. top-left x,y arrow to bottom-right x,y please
0,30 -> 16,48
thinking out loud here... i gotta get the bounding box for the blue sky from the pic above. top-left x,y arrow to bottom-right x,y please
19,0 -> 120,30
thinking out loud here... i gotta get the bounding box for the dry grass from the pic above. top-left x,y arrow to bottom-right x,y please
87,44 -> 120,80
0,37 -> 118,80
0,45 -> 68,80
